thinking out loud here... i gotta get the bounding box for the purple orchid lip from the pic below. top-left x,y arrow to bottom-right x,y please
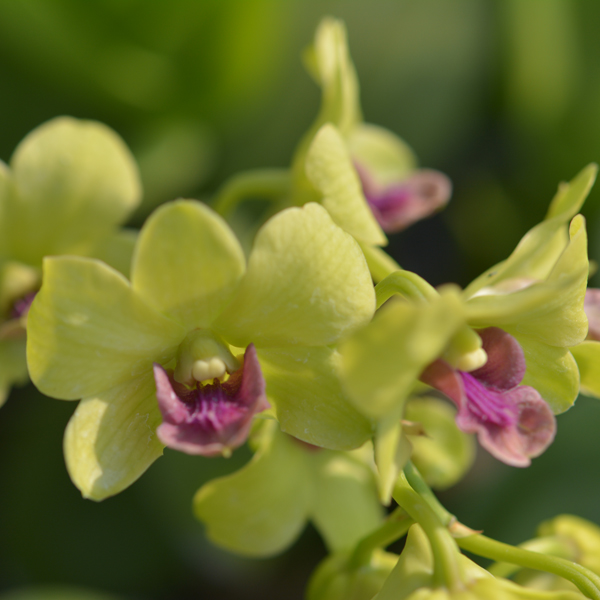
355,163 -> 452,233
154,343 -> 270,457
584,288 -> 600,341
420,327 -> 556,467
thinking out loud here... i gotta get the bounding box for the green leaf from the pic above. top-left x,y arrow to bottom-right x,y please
305,124 -> 386,246
64,372 -> 164,500
7,117 -> 141,265
571,341 -> 600,399
132,200 -> 245,329
216,203 -> 375,348
194,423 -> 312,557
257,345 -> 373,451
27,256 -> 185,400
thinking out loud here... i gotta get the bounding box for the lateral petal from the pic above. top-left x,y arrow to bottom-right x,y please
64,372 -> 164,500
27,256 -> 185,400
216,203 -> 375,348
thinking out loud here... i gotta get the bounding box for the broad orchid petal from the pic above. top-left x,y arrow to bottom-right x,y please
154,344 -> 269,456
517,334 -> 580,413
88,228 -> 137,278
64,372 -> 164,500
7,117 -> 141,265
305,124 -> 386,246
193,424 -> 312,557
466,215 -> 588,348
0,338 -> 28,407
132,201 -> 245,329
339,289 -> 465,419
464,164 -> 596,297
571,340 -> 600,399
311,451 -> 383,552
27,257 -> 185,400
347,123 -> 417,186
216,203 -> 375,348
257,345 -> 372,450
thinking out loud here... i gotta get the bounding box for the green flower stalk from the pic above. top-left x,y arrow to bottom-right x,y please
194,420 -> 383,558
27,200 -> 375,500
376,524 -> 585,600
0,117 -> 141,406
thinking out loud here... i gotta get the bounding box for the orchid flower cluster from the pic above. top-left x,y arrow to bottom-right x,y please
6,16 -> 600,600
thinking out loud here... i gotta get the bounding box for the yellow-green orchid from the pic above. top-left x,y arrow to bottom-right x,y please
27,200 -> 375,500
338,165 -> 594,484
194,420 -> 383,558
0,117 -> 141,406
292,17 -> 452,279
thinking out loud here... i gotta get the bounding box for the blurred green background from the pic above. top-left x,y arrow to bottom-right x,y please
2,0 -> 600,598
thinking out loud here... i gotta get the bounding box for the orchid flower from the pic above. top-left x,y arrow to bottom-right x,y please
194,420 -> 382,558
27,200 -> 375,500
0,117 -> 141,406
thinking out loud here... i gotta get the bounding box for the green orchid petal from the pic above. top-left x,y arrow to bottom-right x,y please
194,423 -> 312,557
405,396 -> 476,490
466,215 -> 588,348
375,409 -> 412,505
132,200 -> 245,329
347,123 -> 417,186
27,257 -> 185,400
571,341 -> 600,399
339,289 -> 465,419
64,372 -> 163,500
465,165 -> 596,297
216,203 -> 375,348
303,17 -> 361,138
257,345 -> 373,451
7,117 -> 141,265
88,228 -> 137,278
305,124 -> 386,246
311,451 -> 383,552
0,338 -> 28,408
515,334 -> 580,413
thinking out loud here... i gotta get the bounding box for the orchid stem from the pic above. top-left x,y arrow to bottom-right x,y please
359,242 -> 402,283
403,462 -> 455,527
457,532 -> 600,600
393,474 -> 464,591
212,169 -> 291,217
348,507 -> 413,569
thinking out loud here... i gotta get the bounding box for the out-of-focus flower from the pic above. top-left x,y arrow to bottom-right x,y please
0,117 -> 141,406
